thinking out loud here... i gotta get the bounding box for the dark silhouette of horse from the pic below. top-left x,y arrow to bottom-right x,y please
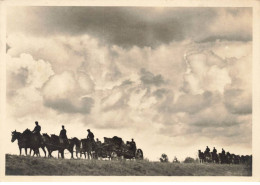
204,151 -> 212,163
219,153 -> 228,164
72,137 -> 81,158
42,133 -> 76,158
11,129 -> 46,157
79,138 -> 94,159
198,150 -> 205,163
211,152 -> 219,163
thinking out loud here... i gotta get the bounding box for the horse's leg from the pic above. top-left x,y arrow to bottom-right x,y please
71,149 -> 74,159
60,150 -> 64,159
25,148 -> 28,156
37,148 -> 41,157
19,147 -> 22,155
41,147 -> 46,157
49,150 -> 53,158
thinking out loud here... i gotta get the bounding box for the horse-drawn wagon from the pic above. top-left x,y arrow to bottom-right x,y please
94,136 -> 143,160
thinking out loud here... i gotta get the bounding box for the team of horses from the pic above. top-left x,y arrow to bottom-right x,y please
198,149 -> 252,165
11,129 -> 141,160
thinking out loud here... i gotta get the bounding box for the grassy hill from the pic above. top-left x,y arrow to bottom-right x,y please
5,154 -> 252,176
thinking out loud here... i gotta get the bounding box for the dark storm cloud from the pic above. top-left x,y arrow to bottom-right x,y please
7,7 -> 252,48
44,97 -> 94,114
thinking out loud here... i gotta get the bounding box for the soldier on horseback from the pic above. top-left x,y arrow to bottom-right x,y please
222,148 -> 225,155
87,129 -> 95,145
96,138 -> 101,146
213,147 -> 217,154
205,146 -> 210,154
32,121 -> 43,144
32,121 -> 41,135
59,125 -> 68,145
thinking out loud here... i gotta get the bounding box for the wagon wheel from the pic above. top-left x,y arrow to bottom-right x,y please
135,149 -> 143,160
110,151 -> 118,160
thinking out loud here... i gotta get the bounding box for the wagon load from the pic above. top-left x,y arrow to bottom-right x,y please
95,136 -> 143,160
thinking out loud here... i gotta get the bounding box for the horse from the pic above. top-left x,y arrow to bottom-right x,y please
42,133 -> 76,159
219,153 -> 228,164
72,137 -> 81,158
204,151 -> 212,163
42,133 -> 62,158
11,129 -> 46,157
198,150 -> 205,163
80,138 -> 94,159
211,152 -> 219,163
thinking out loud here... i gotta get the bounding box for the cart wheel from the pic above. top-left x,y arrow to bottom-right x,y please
135,149 -> 143,160
111,151 -> 118,160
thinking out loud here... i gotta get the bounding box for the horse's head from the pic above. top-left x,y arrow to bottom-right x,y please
42,133 -> 48,142
11,130 -> 19,142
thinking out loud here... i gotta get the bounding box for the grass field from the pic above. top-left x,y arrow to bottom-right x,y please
5,154 -> 252,176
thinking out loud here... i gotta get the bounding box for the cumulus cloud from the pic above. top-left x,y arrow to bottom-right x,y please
42,71 -> 94,114
6,53 -> 54,118
5,7 -> 252,159
140,68 -> 165,87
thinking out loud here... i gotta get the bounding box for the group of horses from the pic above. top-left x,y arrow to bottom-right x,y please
11,129 -> 142,160
198,149 -> 252,165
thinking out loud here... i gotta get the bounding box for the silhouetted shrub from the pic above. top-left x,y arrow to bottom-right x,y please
160,153 -> 169,163
183,157 -> 195,163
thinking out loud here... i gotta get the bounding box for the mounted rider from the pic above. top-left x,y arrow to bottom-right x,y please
87,129 -> 95,146
96,138 -> 102,146
205,146 -> 210,155
32,121 -> 41,135
213,147 -> 217,154
222,148 -> 225,155
59,125 -> 68,145
32,121 -> 43,143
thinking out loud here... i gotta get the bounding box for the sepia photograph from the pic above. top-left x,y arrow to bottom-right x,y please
0,0 -> 260,181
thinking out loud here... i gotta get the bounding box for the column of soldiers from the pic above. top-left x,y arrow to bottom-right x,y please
204,146 -> 226,155
32,121 -> 136,148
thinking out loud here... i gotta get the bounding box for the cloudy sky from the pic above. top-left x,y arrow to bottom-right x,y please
5,7 -> 252,161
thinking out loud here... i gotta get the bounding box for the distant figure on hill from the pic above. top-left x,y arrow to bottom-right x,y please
205,146 -> 210,154
222,148 -> 225,155
213,147 -> 217,154
59,125 -> 68,145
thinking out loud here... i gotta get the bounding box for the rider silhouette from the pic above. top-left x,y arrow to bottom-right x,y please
96,138 -> 102,147
32,121 -> 43,144
222,148 -> 226,155
205,146 -> 210,154
32,121 -> 41,135
213,147 -> 217,154
87,129 -> 95,144
59,125 -> 68,145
